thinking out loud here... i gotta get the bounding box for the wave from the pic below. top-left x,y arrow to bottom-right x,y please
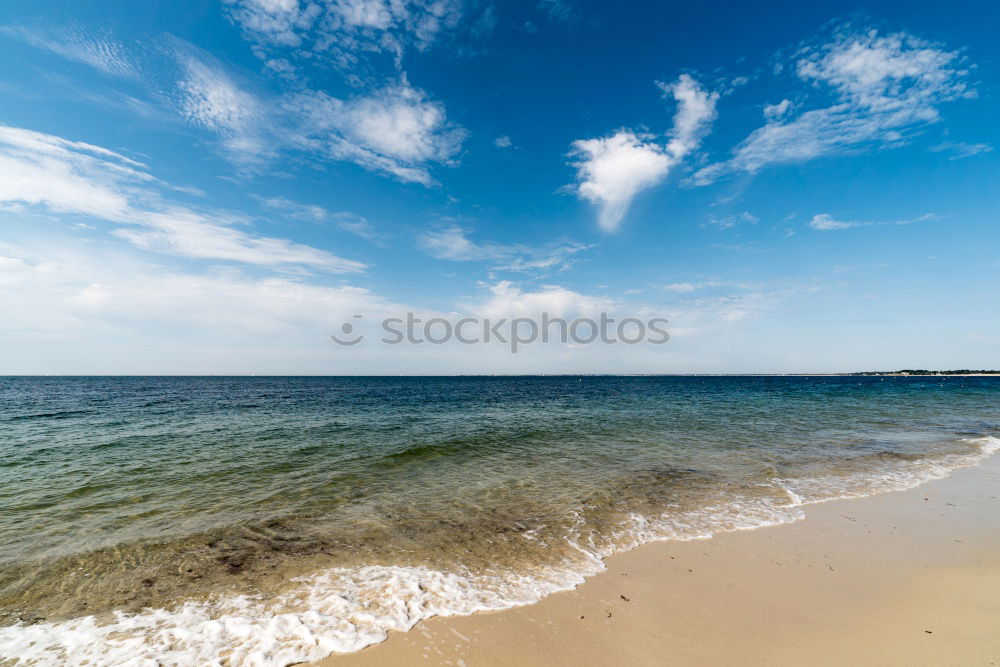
2,436 -> 997,667
2,410 -> 92,422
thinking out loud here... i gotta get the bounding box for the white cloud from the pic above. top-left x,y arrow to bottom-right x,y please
7,28 -> 275,168
672,290 -> 796,329
537,0 -> 571,21
571,75 -> 718,231
221,3 -> 473,179
494,135 -> 512,148
0,235 -> 401,377
570,132 -> 671,232
808,212 -> 936,230
659,73 -> 719,161
227,0 -> 463,69
0,125 -> 147,221
658,280 -> 816,340
329,0 -> 402,30
763,99 -> 792,120
661,282 -> 699,293
808,214 -> 860,230
176,60 -> 258,133
173,52 -> 271,163
929,141 -> 993,160
0,244 -> 670,374
459,279 -> 806,345
695,28 -> 975,185
225,0 -> 321,47
174,67 -> 466,183
706,211 -> 757,229
286,82 -> 465,184
259,196 -> 379,240
11,28 -> 464,185
660,281 -> 727,293
2,25 -> 141,79
795,30 -> 970,109
463,281 -> 615,320
342,84 -> 463,163
0,124 -> 365,272
420,226 -> 589,273
420,226 -> 478,259
0,230 -> 830,374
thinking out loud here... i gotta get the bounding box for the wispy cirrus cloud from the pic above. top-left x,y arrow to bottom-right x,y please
659,280 -> 734,293
571,74 -> 718,231
808,212 -> 936,230
1,24 -> 141,79
536,0 -> 571,22
694,27 -> 976,185
667,283 -> 813,334
5,26 -> 465,184
929,141 -> 992,160
706,211 -> 757,229
258,196 -> 380,241
0,124 -> 366,272
5,27 -> 274,166
420,226 -> 590,274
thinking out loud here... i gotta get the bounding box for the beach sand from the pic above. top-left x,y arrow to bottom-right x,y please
313,455 -> 1000,666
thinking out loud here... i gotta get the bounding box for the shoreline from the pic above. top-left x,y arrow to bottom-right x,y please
2,440 -> 996,665
315,453 -> 1000,666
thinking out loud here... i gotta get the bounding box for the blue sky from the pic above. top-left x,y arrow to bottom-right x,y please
0,0 -> 997,374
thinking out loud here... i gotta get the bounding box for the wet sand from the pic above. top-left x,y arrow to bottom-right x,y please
314,454 -> 1000,666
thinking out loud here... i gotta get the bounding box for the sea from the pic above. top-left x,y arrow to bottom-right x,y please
1,375 -> 998,665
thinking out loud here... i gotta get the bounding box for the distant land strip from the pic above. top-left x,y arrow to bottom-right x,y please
848,370 -> 1000,376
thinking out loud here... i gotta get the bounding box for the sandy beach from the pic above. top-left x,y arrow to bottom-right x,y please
315,454 -> 1000,666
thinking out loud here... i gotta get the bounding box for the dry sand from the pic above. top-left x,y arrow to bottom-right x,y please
314,456 -> 1000,666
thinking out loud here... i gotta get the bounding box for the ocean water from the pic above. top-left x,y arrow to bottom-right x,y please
0,375 -> 998,665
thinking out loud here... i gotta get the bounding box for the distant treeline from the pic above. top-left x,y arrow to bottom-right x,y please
849,370 -> 1000,376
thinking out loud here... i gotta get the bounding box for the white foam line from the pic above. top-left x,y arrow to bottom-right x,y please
2,436 -> 997,667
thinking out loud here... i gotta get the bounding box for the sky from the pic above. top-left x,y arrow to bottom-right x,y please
0,0 -> 997,374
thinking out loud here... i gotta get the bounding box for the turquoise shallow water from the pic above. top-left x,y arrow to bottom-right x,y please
0,375 -> 998,664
